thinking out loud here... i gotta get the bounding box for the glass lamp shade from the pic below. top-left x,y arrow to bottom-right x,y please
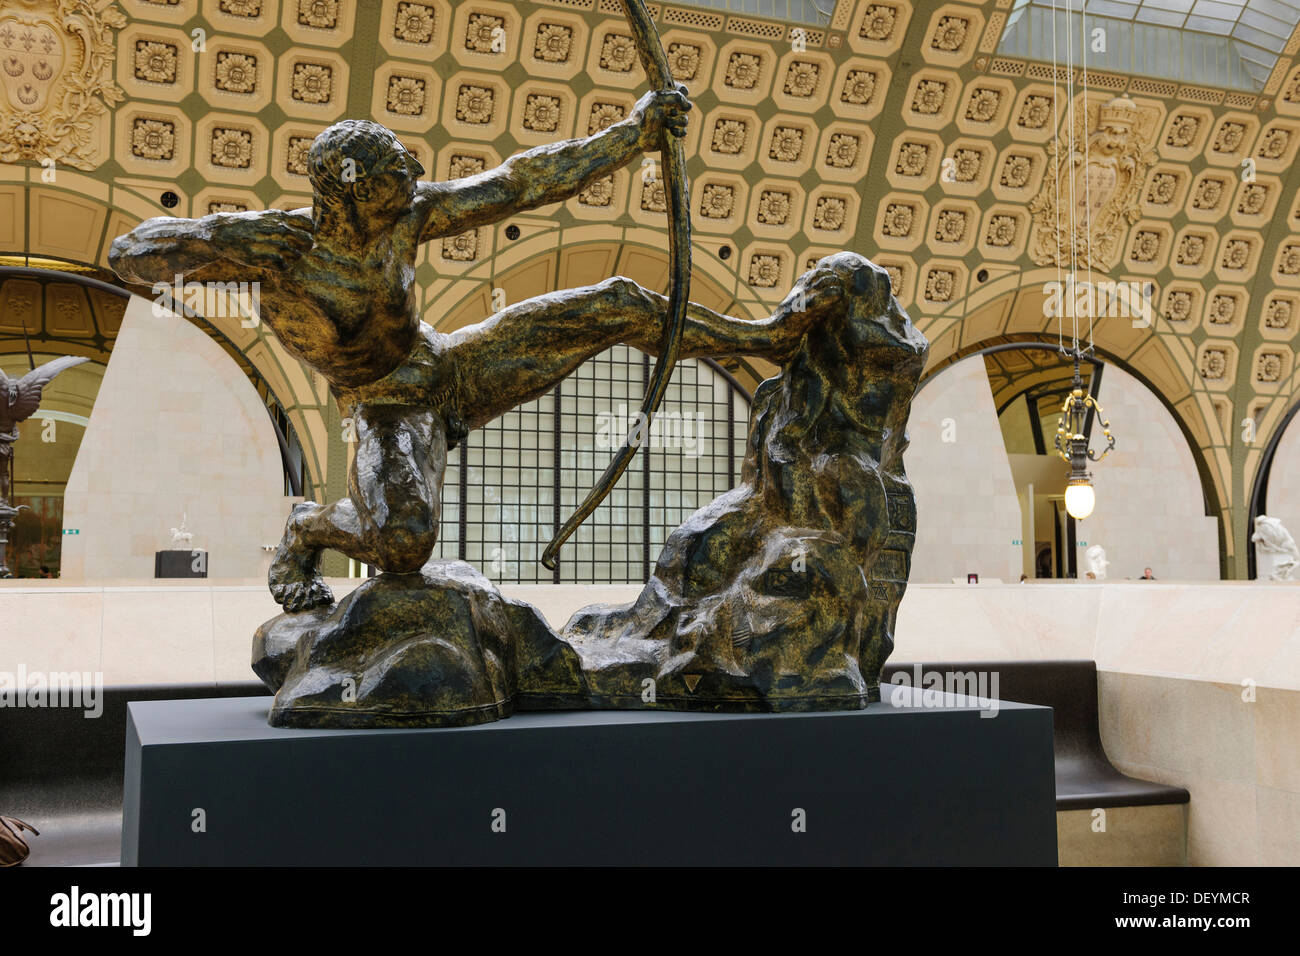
1064,480 -> 1095,520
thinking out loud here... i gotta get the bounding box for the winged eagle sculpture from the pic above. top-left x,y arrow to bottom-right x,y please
0,355 -> 89,504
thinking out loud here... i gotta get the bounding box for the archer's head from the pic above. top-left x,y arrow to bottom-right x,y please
308,120 -> 425,223
779,252 -> 927,361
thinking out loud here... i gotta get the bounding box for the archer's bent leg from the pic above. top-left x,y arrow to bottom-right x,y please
346,404 -> 445,572
449,277 -> 785,431
268,404 -> 446,611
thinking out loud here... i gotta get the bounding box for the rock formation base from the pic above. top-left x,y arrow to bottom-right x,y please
254,561 -> 588,728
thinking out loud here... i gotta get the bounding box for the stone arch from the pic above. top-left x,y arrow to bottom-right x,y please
60,294 -> 292,581
915,271 -> 1231,575
920,337 -> 1226,576
1248,398 -> 1300,578
0,182 -> 330,498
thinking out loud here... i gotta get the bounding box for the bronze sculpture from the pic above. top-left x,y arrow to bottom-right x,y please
563,253 -> 928,710
109,2 -> 929,727
247,253 -> 927,725
111,90 -> 690,614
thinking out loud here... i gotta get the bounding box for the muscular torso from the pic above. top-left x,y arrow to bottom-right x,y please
253,209 -> 424,390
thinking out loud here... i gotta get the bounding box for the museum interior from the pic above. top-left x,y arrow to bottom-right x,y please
0,0 -> 1298,873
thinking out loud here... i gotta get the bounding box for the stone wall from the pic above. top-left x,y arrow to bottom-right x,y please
908,356 -> 1219,582
1078,364 -> 1220,580
60,296 -> 294,582
906,356 -> 1023,582
896,580 -> 1300,866
3,577 -> 1295,864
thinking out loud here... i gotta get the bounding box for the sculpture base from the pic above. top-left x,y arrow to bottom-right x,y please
253,562 -> 588,728
253,560 -> 881,727
122,688 -> 1057,866
155,549 -> 206,578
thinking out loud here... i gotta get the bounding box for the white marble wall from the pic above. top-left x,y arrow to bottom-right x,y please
11,578 -> 1297,687
891,581 -> 1300,690
60,296 -> 293,582
1098,668 -> 1299,866
894,579 -> 1300,867
906,357 -> 1023,582
1080,365 -> 1220,580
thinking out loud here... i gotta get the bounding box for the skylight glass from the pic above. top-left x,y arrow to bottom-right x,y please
999,0 -> 1300,92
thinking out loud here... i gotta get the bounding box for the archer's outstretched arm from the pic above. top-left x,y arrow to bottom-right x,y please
415,88 -> 689,243
109,209 -> 314,287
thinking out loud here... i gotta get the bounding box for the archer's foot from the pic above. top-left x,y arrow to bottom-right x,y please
269,502 -> 334,613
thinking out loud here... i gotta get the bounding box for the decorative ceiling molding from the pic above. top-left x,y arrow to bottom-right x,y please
0,0 -> 126,169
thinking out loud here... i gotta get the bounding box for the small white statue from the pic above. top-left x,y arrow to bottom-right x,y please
1084,544 -> 1108,581
1252,515 -> 1299,581
169,513 -> 194,550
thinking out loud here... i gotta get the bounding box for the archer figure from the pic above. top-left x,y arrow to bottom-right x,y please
110,90 -> 833,612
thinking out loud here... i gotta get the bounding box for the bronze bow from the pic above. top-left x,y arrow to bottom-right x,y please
542,0 -> 691,571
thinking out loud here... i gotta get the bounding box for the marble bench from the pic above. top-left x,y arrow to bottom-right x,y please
882,659 -> 1190,866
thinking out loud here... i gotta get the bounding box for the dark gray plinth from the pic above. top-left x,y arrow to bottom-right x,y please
154,550 -> 207,578
122,690 -> 1057,866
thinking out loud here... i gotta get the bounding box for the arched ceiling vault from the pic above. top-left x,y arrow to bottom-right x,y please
981,347 -> 1095,415
0,264 -> 322,495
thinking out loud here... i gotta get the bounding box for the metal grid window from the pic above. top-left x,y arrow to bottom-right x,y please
415,348 -> 751,584
647,355 -> 740,562
464,391 -> 558,582
560,345 -> 648,583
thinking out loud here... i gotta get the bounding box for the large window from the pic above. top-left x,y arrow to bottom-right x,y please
999,0 -> 1300,93
419,347 -> 751,584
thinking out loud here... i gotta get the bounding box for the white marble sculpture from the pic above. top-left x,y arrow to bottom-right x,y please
169,513 -> 193,550
1252,515 -> 1299,582
1084,544 -> 1109,581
